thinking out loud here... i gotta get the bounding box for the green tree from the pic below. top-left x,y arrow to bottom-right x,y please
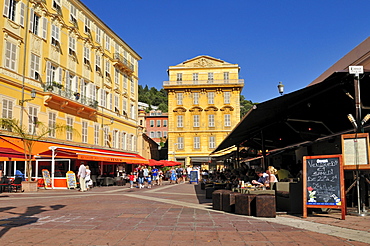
240,95 -> 258,119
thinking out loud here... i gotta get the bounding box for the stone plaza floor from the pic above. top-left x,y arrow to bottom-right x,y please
0,182 -> 369,245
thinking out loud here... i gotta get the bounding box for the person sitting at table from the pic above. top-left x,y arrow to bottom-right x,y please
267,166 -> 278,183
251,168 -> 269,187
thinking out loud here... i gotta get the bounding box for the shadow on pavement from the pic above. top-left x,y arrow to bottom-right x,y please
193,183 -> 212,204
0,204 -> 66,238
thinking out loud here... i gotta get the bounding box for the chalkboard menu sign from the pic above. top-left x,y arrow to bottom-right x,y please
66,171 -> 77,189
189,170 -> 198,184
42,169 -> 52,189
303,155 -> 346,220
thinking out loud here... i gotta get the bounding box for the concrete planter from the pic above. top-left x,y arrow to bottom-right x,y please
21,181 -> 38,192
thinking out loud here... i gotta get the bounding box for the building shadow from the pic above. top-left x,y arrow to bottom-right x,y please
193,183 -> 212,205
0,204 -> 66,238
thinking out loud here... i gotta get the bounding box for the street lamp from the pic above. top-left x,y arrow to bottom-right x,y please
19,89 -> 36,106
277,82 -> 284,95
101,117 -> 114,127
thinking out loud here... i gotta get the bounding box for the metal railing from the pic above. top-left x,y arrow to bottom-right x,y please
113,53 -> 134,71
44,82 -> 98,109
163,79 -> 244,86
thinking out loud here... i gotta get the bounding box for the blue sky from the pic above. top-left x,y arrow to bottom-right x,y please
81,0 -> 370,103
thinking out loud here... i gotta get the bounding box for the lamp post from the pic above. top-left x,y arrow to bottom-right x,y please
277,82 -> 284,95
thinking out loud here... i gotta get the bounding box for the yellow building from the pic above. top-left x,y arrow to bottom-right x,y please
0,0 -> 144,185
163,55 -> 244,168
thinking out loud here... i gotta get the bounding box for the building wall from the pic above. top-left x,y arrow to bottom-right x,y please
0,0 -> 142,154
145,110 -> 168,144
163,55 -> 244,166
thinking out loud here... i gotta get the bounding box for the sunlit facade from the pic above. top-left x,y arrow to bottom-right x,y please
163,55 -> 244,167
0,0 -> 143,184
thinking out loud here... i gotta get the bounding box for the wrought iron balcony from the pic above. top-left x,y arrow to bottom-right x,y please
43,82 -> 98,109
113,53 -> 134,74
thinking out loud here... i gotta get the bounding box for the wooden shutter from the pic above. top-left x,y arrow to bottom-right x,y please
3,0 -> 10,18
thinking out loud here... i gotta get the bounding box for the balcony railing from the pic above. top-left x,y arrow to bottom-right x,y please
44,82 -> 98,109
113,53 -> 134,72
163,79 -> 244,87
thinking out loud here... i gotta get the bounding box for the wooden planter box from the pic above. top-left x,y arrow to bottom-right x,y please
21,181 -> 38,192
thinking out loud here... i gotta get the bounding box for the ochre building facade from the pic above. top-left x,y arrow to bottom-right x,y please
163,55 -> 244,167
0,0 -> 145,185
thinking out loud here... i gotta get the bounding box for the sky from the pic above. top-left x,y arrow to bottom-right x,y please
81,0 -> 370,103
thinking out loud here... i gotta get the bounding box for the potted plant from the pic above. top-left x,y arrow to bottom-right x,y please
0,118 -> 77,192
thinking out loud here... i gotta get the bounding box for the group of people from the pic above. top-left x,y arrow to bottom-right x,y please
129,165 -> 164,189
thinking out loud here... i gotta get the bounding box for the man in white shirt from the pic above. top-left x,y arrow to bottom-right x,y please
78,162 -> 87,192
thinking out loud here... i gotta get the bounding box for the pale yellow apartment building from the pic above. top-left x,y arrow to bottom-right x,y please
0,0 -> 146,184
163,55 -> 244,168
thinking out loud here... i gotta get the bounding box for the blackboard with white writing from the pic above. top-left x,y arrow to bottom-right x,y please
303,154 -> 346,219
305,157 -> 341,206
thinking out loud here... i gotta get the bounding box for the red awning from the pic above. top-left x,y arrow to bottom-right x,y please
38,146 -> 148,164
0,147 -> 26,159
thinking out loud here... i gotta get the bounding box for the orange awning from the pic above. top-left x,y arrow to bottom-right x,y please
0,136 -> 148,164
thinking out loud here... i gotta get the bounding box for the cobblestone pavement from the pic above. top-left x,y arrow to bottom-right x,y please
0,182 -> 369,246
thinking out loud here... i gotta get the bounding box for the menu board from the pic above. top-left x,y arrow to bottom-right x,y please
189,170 -> 198,184
341,133 -> 370,170
303,155 -> 345,219
66,171 -> 77,189
42,169 -> 52,189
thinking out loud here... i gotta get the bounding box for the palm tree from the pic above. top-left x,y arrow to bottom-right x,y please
0,118 -> 77,181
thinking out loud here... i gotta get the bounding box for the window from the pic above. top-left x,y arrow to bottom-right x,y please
177,115 -> 183,127
193,115 -> 199,127
96,27 -> 101,44
84,17 -> 91,34
94,124 -> 99,145
95,54 -> 101,72
3,0 -> 17,22
208,72 -> 214,83
108,93 -> 112,110
30,53 -> 40,80
70,4 -> 77,25
156,131 -> 162,138
53,0 -> 61,11
208,114 -> 215,127
105,60 -> 110,77
46,62 -> 62,83
114,94 -> 119,110
194,136 -> 200,149
42,18 -> 47,39
177,93 -> 183,105
130,78 -> 135,94
5,41 -> 17,71
178,137 -> 184,149
103,127 -> 109,147
209,136 -> 216,149
30,9 -> 40,36
83,46 -> 90,64
28,106 -> 38,134
105,34 -> 111,50
208,92 -> 214,104
193,73 -> 198,83
156,120 -> 161,127
177,73 -> 182,82
122,98 -> 127,114
224,72 -> 229,82
113,130 -> 119,148
127,133 -> 132,151
150,131 -> 154,138
163,120 -> 167,127
121,132 -> 126,150
163,131 -> 167,138
66,117 -> 73,140
224,114 -> 231,126
51,24 -> 60,46
224,91 -> 231,104
2,99 -> 13,119
48,112 -> 56,137
100,89 -> 107,107
193,92 -> 199,105
123,74 -> 128,89
149,120 -> 154,127
82,121 -> 88,143
69,37 -> 76,55
114,68 -> 119,85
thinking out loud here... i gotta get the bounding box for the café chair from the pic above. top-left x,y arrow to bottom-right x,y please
10,177 -> 23,192
0,177 -> 10,192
